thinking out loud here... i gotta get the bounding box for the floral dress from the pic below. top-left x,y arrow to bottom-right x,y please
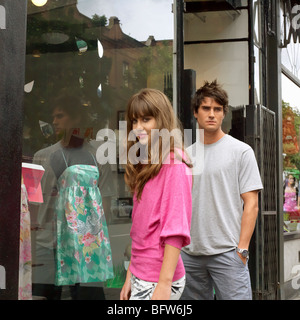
55,154 -> 113,286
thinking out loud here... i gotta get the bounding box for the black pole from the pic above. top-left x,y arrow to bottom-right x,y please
248,0 -> 255,105
0,0 -> 27,300
175,0 -> 184,120
266,0 -> 283,300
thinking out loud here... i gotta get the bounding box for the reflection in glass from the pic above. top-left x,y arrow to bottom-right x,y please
42,32 -> 69,45
24,0 -> 174,300
280,1 -> 300,80
282,101 -> 300,232
254,45 -> 261,104
97,83 -> 102,98
184,42 -> 249,106
97,39 -> 104,58
253,0 -> 261,46
31,0 -> 48,7
24,80 -> 34,93
76,37 -> 88,54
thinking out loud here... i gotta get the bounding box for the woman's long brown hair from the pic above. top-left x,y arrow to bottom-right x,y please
124,88 -> 192,200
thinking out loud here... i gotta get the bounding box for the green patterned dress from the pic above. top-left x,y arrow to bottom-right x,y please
55,162 -> 114,286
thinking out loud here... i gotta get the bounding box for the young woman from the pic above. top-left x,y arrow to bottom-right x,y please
120,88 -> 192,300
283,174 -> 300,220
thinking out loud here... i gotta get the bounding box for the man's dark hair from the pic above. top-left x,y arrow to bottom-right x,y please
52,94 -> 83,118
192,80 -> 229,115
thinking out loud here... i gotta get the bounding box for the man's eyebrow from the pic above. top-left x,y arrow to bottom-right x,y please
200,105 -> 223,108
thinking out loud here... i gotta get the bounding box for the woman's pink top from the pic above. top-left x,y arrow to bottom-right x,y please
129,153 -> 192,282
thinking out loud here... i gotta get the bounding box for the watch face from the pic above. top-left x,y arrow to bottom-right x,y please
241,250 -> 249,258
236,248 -> 249,258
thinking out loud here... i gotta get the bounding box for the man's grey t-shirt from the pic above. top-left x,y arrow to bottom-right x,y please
183,134 -> 263,256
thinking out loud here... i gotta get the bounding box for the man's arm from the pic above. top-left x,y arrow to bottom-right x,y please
238,190 -> 259,264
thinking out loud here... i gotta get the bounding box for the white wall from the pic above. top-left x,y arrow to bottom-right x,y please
284,239 -> 300,282
184,9 -> 250,107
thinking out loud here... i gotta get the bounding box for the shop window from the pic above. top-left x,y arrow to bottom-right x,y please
184,41 -> 249,106
280,0 -> 300,234
282,75 -> 300,233
22,0 -> 173,300
280,0 -> 300,80
184,7 -> 249,106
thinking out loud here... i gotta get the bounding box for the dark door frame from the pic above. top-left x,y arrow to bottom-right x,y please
0,0 -> 27,300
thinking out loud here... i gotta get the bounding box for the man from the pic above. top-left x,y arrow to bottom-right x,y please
181,80 -> 263,300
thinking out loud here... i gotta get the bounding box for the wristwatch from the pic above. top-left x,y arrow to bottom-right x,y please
236,247 -> 249,258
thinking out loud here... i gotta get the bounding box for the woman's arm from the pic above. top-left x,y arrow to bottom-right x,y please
151,244 -> 181,300
120,260 -> 132,300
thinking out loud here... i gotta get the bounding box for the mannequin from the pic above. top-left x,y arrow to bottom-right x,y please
31,95 -> 115,299
49,97 -> 114,286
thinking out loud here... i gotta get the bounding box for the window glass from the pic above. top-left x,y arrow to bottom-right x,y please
184,41 -> 249,106
184,5 -> 249,108
280,0 -> 300,234
184,9 -> 248,42
253,0 -> 262,105
254,45 -> 261,105
23,0 -> 173,300
253,0 -> 261,47
280,0 -> 300,81
282,74 -> 300,233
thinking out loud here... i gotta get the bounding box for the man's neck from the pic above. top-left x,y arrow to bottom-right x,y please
60,135 -> 84,148
203,129 -> 225,145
